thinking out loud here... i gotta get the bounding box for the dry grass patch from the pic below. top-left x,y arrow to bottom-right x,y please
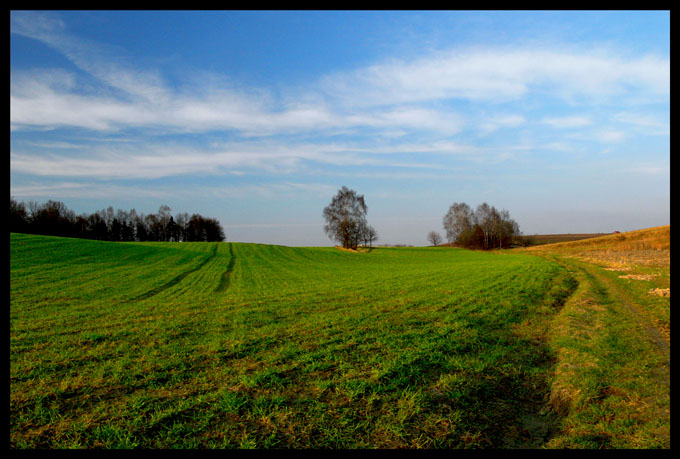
524,226 -> 670,269
648,288 -> 670,298
618,274 -> 656,281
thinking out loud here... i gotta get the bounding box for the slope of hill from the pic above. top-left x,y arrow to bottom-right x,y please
9,229 -> 670,448
526,225 -> 669,253
11,233 -> 575,448
520,225 -> 670,448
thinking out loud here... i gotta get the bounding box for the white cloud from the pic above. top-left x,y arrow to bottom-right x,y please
10,136 -> 492,181
9,179 -> 339,203
597,130 -> 626,143
10,76 -> 158,131
614,111 -> 670,136
541,116 -> 592,129
9,181 -> 171,200
10,68 -> 465,136
477,114 -> 526,134
321,47 -> 669,107
9,141 -> 375,180
542,141 -> 575,153
11,11 -> 66,39
10,12 -> 670,139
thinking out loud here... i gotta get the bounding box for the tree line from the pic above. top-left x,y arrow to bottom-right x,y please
439,202 -> 521,249
10,198 -> 225,242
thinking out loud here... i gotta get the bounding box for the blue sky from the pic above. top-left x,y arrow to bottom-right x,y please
10,10 -> 670,246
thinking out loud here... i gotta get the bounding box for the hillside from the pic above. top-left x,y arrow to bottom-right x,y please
11,233 -> 574,448
525,225 -> 670,277
519,225 -> 670,448
526,224 -> 669,251
9,229 -> 670,448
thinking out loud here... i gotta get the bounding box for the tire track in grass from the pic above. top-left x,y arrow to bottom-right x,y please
126,243 -> 218,302
540,255 -> 670,447
565,257 -> 669,362
589,266 -> 669,360
215,243 -> 236,293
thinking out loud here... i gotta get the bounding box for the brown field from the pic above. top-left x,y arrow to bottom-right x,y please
437,232 -> 610,248
524,225 -> 670,268
517,233 -> 610,245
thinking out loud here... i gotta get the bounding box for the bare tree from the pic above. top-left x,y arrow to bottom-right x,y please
175,212 -> 190,242
323,186 -> 369,250
475,203 -> 494,250
366,226 -> 378,247
27,201 -> 40,221
442,202 -> 474,243
442,201 -> 520,250
157,205 -> 172,241
427,231 -> 442,246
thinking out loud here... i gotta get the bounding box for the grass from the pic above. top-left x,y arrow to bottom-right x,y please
522,226 -> 670,448
11,233 -> 575,448
10,227 -> 670,448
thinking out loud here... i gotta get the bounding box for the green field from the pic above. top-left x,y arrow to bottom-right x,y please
9,232 -> 669,448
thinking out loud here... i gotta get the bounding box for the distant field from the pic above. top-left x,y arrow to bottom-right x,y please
437,233 -> 609,248
10,227 -> 669,448
518,233 -> 610,246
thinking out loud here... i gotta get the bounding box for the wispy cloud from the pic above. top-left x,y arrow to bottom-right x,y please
477,114 -> 526,134
11,11 -> 670,141
541,116 -> 592,128
10,11 -> 670,241
596,130 -> 626,143
320,47 -> 669,107
614,111 -> 670,136
10,181 -> 171,200
10,180 -> 341,206
10,138 -> 485,180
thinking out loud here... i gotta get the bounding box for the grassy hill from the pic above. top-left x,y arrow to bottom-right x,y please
520,225 -> 670,448
9,228 -> 670,448
11,233 -> 574,448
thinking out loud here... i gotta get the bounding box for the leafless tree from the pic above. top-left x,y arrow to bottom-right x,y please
323,186 -> 369,250
157,205 -> 172,241
475,202 -> 494,250
427,231 -> 442,246
175,212 -> 190,242
442,202 -> 474,243
366,226 -> 378,247
442,201 -> 520,250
